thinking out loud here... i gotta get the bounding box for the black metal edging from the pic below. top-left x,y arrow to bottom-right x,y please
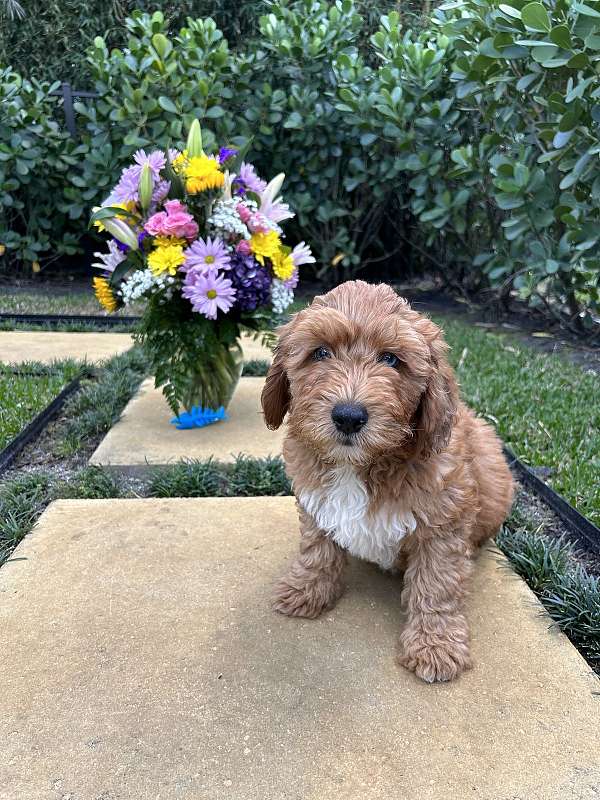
0,313 -> 141,328
504,447 -> 600,555
0,371 -> 91,475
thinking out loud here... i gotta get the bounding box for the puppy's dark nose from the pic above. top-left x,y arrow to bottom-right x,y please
331,402 -> 369,435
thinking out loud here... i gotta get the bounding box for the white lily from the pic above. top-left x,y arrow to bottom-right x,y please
222,170 -> 237,201
102,217 -> 139,251
259,172 -> 294,224
260,173 -> 285,207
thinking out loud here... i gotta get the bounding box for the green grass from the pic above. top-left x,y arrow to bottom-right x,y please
55,465 -> 123,500
0,467 -> 121,565
497,524 -> 600,674
242,359 -> 271,377
148,455 -> 291,498
0,472 -> 53,565
57,347 -> 149,455
0,320 -> 137,333
437,318 -> 600,526
0,290 -> 143,316
0,360 -> 83,450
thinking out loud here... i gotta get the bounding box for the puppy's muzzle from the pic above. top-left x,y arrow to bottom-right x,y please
331,402 -> 369,436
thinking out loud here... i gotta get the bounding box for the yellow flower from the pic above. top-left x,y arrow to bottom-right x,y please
153,235 -> 186,248
93,201 -> 137,232
172,150 -> 188,174
147,243 -> 185,276
184,155 -> 224,194
271,248 -> 295,281
250,230 -> 281,265
0,244 -> 5,256
93,277 -> 118,312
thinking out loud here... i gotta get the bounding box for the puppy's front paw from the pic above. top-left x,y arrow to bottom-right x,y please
273,576 -> 343,619
398,630 -> 472,683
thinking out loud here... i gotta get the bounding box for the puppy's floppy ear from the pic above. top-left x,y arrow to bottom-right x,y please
261,326 -> 291,430
413,326 -> 459,459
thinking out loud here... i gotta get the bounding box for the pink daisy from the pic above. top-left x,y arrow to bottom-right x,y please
182,236 -> 231,274
182,271 -> 236,320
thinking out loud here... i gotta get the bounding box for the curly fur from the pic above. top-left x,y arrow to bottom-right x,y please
262,280 -> 514,683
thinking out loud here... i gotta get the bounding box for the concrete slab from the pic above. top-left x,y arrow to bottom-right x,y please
90,377 -> 283,468
0,331 -> 132,365
0,331 -> 272,367
0,497 -> 598,800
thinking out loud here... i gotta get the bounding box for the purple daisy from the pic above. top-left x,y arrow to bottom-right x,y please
182,236 -> 231,274
152,179 -> 171,206
283,268 -> 299,290
133,149 -> 166,178
110,167 -> 139,204
229,254 -> 272,312
92,239 -> 126,274
182,270 -> 236,320
235,162 -> 267,195
110,150 -> 167,204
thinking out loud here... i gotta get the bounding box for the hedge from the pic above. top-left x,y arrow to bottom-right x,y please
1,0 -> 599,329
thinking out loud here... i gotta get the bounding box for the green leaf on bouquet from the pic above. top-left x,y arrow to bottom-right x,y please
89,205 -> 139,228
109,259 -> 136,287
164,147 -> 186,200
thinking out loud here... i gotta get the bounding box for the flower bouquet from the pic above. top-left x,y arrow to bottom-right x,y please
90,118 -> 313,422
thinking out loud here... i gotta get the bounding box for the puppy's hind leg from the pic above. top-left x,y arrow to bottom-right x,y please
274,508 -> 347,619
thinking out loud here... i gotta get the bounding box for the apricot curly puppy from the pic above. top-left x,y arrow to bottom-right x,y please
261,280 -> 514,683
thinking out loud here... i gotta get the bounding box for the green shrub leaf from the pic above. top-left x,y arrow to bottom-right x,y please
521,2 -> 551,31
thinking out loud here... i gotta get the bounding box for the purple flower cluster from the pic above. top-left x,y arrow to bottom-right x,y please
229,254 -> 271,312
218,147 -> 238,164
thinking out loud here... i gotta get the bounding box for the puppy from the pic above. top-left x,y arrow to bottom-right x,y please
261,280 -> 514,683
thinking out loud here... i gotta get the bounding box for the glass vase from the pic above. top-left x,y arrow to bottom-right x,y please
179,340 -> 244,413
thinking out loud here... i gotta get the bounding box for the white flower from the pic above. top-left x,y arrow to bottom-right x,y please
92,240 -> 126,273
208,198 -> 251,239
119,269 -> 174,305
271,279 -> 294,314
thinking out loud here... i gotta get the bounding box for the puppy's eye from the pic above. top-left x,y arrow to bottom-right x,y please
378,351 -> 401,369
312,346 -> 331,361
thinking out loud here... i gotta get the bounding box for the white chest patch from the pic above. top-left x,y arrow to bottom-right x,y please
298,465 -> 416,569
